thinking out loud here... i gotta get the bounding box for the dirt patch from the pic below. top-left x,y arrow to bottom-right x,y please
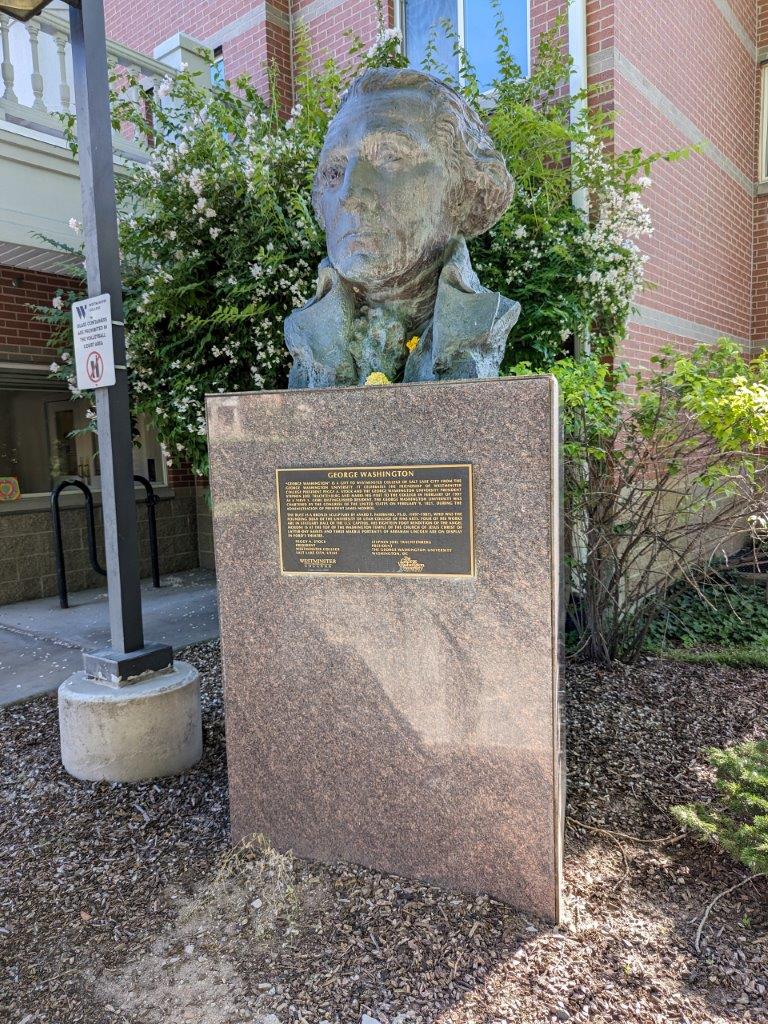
1,644 -> 766,1023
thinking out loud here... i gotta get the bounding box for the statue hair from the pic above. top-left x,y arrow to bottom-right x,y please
311,67 -> 514,239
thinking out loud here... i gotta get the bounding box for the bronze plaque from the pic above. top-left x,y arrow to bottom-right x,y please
276,464 -> 474,577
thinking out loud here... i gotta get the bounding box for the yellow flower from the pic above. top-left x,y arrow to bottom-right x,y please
406,335 -> 420,352
364,372 -> 391,386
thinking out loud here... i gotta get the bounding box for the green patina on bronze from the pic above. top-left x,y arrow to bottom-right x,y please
285,67 -> 519,388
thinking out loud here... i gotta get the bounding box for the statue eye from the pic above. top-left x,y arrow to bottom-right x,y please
322,158 -> 347,186
378,151 -> 404,169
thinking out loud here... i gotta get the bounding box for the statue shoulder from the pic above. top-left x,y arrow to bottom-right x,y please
285,260 -> 357,388
404,238 -> 520,383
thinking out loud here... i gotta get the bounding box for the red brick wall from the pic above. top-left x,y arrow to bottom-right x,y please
105,0 -> 393,96
617,81 -> 753,356
104,0 -> 257,70
167,462 -> 197,489
104,0 -> 291,102
293,0 -> 392,72
221,16 -> 293,111
0,267 -> 76,366
615,2 -> 755,181
754,191 -> 768,349
760,0 -> 768,45
587,0 -> 615,52
609,0 -> 758,366
753,1 -> 768,350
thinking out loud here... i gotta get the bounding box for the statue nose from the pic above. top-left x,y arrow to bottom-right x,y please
339,156 -> 376,208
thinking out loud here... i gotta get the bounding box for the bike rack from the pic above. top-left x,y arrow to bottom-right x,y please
134,474 -> 161,590
50,476 -> 161,609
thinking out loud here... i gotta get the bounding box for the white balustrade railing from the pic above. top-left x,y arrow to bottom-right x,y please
0,4 -> 173,158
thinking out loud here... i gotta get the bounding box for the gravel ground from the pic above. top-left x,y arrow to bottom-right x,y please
1,642 -> 766,1024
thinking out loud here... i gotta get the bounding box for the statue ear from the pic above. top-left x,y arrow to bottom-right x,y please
460,151 -> 514,239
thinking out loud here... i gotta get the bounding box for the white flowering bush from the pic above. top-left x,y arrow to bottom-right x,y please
116,33 -> 387,472
39,23 -> 405,473
37,8 -> 674,474
115,67 -> 326,472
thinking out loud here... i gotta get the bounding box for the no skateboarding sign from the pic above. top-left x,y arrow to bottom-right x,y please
72,293 -> 117,391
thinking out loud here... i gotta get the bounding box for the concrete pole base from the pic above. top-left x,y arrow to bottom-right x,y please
58,660 -> 203,782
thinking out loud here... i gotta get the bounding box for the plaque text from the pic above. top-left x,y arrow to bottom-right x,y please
276,464 -> 474,576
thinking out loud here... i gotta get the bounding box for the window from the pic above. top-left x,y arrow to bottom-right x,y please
400,0 -> 529,90
211,46 -> 225,88
760,63 -> 768,183
0,366 -> 166,500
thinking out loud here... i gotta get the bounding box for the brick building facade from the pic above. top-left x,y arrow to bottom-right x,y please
103,0 -> 768,370
609,0 -> 758,366
2,0 -> 766,605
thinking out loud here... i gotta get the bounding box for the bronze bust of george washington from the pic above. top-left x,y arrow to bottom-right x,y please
285,67 -> 519,388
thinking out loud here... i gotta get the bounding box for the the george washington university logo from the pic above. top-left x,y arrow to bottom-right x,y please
397,555 -> 425,573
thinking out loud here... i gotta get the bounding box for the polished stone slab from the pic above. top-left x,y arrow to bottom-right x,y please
207,377 -> 563,923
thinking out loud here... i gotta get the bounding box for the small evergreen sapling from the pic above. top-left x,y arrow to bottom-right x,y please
673,741 -> 768,874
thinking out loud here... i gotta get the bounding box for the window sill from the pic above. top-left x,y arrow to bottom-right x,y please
0,484 -> 175,515
758,181 -> 768,196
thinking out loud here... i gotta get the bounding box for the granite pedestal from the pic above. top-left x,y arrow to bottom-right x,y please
207,376 -> 563,923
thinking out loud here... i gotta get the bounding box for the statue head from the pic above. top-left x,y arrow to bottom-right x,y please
312,67 -> 514,295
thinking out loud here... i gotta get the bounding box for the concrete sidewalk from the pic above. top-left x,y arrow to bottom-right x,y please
0,569 -> 219,706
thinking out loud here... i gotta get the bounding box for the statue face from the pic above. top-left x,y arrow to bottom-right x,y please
315,90 -> 456,290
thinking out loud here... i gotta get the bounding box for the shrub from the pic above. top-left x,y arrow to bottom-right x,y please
510,340 -> 768,664
648,580 -> 768,651
673,741 -> 768,875
38,4 -> 671,475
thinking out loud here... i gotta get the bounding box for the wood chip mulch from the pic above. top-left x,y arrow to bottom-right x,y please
1,643 -> 766,1024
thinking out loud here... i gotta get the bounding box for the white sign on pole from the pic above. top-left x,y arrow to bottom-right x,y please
72,293 -> 116,390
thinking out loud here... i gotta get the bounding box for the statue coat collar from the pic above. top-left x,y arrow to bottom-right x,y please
285,238 -> 520,388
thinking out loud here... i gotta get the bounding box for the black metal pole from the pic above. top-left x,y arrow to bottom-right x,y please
69,0 -> 171,680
